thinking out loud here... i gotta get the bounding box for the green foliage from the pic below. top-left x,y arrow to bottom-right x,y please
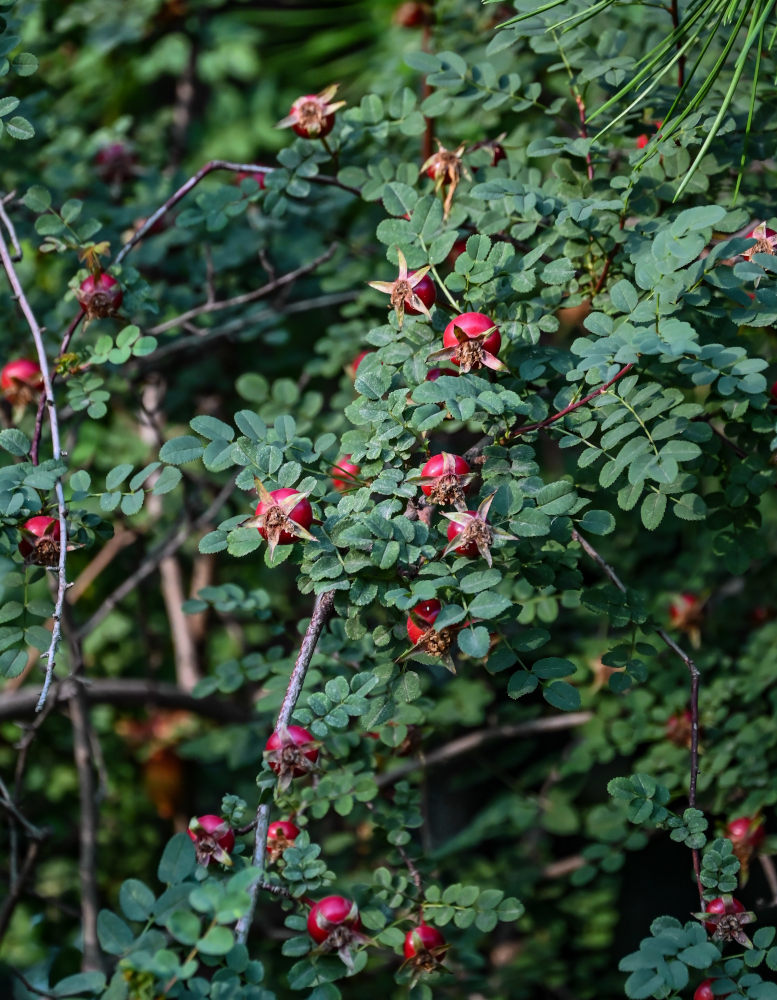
3,0 -> 777,998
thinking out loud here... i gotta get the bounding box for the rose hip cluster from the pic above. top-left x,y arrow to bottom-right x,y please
258,726 -> 448,972
185,796 -> 448,973
403,451 -> 516,662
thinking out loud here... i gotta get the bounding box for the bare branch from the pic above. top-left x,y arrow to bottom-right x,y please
571,528 -> 702,904
146,243 -> 338,336
376,712 -> 593,788
0,840 -> 43,946
0,677 -> 252,723
0,219 -> 69,713
0,193 -> 22,260
506,364 -> 634,442
63,611 -> 103,972
113,160 -> 358,268
236,589 -> 337,944
139,291 -> 358,366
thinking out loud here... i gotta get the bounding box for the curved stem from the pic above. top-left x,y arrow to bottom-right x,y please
235,590 -> 337,944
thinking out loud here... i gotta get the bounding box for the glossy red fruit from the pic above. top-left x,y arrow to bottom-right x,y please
236,170 -> 267,188
278,86 -> 345,139
76,273 -> 123,317
472,139 -> 506,166
407,599 -> 441,645
770,380 -> 777,405
1,359 -> 41,392
446,511 -> 479,558
443,313 -> 500,363
18,515 -> 61,564
694,980 -> 730,1000
426,367 -> 456,381
268,820 -> 300,843
255,489 -> 313,546
265,726 -> 319,789
266,819 -> 300,861
404,923 -> 445,958
1,359 -> 42,405
635,134 -> 649,149
187,814 -> 235,850
448,238 -> 468,267
404,271 -> 436,315
187,814 -> 235,866
703,896 -> 746,934
331,456 -> 360,492
419,453 -> 470,498
726,815 -> 765,850
307,895 -> 362,945
350,349 -> 373,378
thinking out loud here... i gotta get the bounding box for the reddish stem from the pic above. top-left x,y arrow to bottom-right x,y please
505,363 -> 634,441
575,93 -> 594,181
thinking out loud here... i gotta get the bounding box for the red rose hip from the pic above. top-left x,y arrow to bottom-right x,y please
76,272 -> 123,318
265,725 -> 318,790
404,270 -> 436,316
428,312 -> 503,374
415,452 -> 472,507
407,599 -> 441,645
267,819 -> 300,861
694,980 -> 730,1000
331,456 -> 360,492
18,515 -> 61,565
307,895 -> 362,949
253,486 -> 314,555
703,895 -> 746,934
187,814 -> 235,866
277,85 -> 345,139
403,923 -> 446,958
1,359 -> 42,406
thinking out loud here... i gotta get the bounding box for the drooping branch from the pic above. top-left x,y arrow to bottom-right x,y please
571,528 -> 702,903
235,589 -> 337,944
113,160 -> 358,267
0,220 -> 69,713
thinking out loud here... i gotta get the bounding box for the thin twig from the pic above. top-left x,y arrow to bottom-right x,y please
0,839 -> 42,946
74,474 -> 236,642
113,161 -> 357,267
146,244 -> 338,336
0,193 -> 22,260
574,93 -> 594,181
138,291 -> 357,366
376,712 -> 593,788
0,776 -> 46,840
0,676 -> 253,723
0,223 -> 69,713
63,607 -> 104,973
571,528 -> 702,904
10,967 -> 54,998
505,364 -> 634,442
236,589 -> 337,944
